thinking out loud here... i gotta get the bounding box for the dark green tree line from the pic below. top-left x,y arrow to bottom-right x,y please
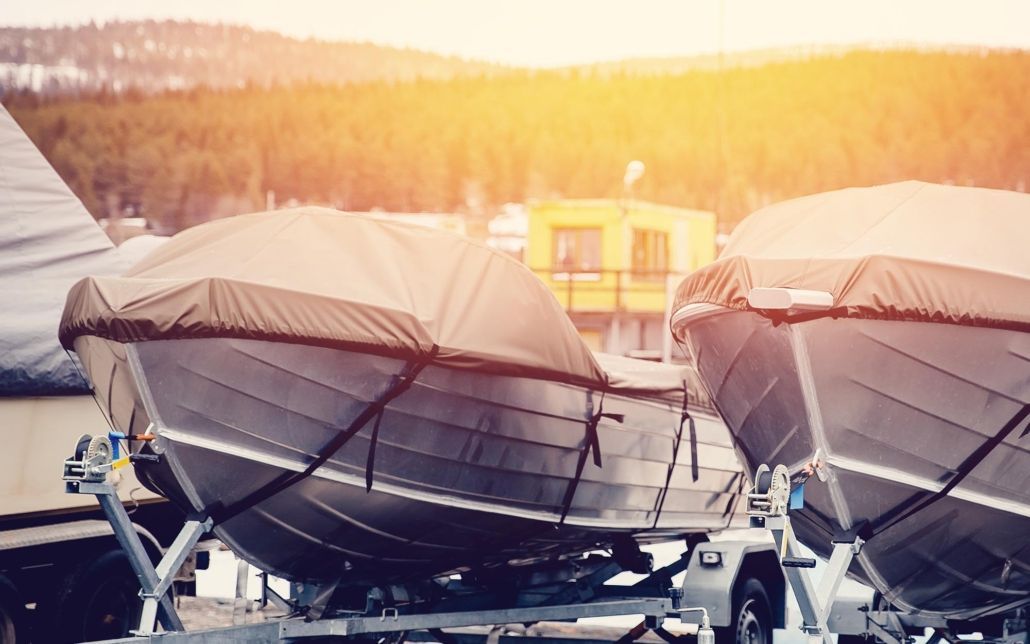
5,49 -> 1028,231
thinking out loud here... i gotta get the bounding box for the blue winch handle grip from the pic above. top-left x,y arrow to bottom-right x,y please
108,431 -> 126,460
789,483 -> 805,510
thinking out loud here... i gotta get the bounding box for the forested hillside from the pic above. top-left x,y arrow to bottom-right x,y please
5,49 -> 1028,230
0,21 -> 504,93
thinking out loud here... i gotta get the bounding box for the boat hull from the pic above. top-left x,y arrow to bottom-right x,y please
676,310 -> 1030,619
74,336 -> 744,584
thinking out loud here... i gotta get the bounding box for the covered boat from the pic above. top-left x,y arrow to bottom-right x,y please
0,103 -> 159,518
59,208 -> 745,585
1,103 -> 127,397
671,181 -> 1029,620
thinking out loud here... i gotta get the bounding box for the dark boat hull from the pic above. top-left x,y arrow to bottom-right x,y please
75,336 -> 745,585
676,309 -> 1030,619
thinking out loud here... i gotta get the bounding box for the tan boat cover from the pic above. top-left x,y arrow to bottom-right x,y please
674,181 -> 1030,331
595,352 -> 713,407
60,207 -> 617,387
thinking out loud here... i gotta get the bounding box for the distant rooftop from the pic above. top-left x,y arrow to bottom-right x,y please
528,198 -> 714,221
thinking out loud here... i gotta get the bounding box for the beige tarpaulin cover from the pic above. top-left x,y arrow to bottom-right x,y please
595,352 -> 713,407
674,181 -> 1030,331
60,207 -> 618,387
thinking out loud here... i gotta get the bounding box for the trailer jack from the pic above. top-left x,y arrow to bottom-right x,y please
63,433 -> 211,636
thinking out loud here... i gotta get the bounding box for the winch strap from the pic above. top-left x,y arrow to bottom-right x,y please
208,346 -> 438,526
871,402 -> 1030,538
558,391 -> 621,524
653,380 -> 693,528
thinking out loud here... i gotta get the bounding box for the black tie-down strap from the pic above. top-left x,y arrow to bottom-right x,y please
870,402 -> 1030,539
364,408 -> 386,492
207,346 -> 439,526
653,381 -> 698,527
558,391 -> 623,524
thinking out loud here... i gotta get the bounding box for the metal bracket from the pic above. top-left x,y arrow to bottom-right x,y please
65,437 -> 211,636
277,599 -> 674,639
137,517 -> 211,635
771,515 -> 862,644
751,463 -> 864,644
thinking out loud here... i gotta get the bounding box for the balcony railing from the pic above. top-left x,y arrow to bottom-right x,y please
530,267 -> 678,314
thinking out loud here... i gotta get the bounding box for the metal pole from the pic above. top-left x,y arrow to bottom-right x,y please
90,483 -> 186,634
766,515 -> 832,644
234,558 -> 251,625
615,269 -> 622,312
662,272 -> 677,363
817,540 -> 862,625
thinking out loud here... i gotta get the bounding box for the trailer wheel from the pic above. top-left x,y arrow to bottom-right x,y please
39,549 -> 145,643
0,576 -> 27,643
716,577 -> 773,644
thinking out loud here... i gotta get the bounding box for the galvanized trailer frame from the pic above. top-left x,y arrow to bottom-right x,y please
64,435 -> 734,644
71,485 -> 712,644
747,463 -> 1029,644
99,598 -> 687,643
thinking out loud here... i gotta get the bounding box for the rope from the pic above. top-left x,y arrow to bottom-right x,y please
64,347 -> 116,432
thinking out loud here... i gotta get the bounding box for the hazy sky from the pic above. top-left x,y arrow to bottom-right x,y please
2,0 -> 1027,66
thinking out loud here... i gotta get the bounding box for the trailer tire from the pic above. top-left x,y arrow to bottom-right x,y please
0,576 -> 27,643
715,577 -> 773,644
39,549 -> 145,643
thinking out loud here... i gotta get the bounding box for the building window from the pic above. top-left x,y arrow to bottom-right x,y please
552,227 -> 601,280
631,229 -> 668,280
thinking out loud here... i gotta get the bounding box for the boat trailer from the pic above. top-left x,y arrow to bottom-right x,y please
64,434 -> 728,643
62,433 -> 1026,644
748,462 -> 1028,644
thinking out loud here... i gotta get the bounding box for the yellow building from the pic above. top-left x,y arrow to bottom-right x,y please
526,199 -> 716,356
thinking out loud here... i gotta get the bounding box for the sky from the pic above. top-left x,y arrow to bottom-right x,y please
1,0 -> 1028,67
